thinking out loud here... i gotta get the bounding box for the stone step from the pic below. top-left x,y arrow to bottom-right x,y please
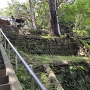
0,69 -> 6,76
0,83 -> 11,90
0,44 -> 22,90
0,76 -> 9,85
0,64 -> 6,70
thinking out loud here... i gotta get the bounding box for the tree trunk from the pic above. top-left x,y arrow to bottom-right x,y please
43,64 -> 64,90
29,0 -> 37,30
48,0 -> 59,36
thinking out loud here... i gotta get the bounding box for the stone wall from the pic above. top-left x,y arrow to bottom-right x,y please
50,60 -> 90,90
2,26 -> 78,55
5,35 -> 78,55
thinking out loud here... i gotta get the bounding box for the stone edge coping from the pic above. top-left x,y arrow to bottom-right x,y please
0,44 -> 22,90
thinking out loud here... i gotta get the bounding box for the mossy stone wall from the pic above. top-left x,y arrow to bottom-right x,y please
2,26 -> 78,55
5,35 -> 78,55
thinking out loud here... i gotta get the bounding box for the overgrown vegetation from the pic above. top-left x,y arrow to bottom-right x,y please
10,50 -> 90,90
1,0 -> 90,89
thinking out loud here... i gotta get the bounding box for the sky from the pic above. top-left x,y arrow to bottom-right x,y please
0,0 -> 27,9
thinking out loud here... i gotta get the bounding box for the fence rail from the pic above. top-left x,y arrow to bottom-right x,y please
0,29 -> 46,90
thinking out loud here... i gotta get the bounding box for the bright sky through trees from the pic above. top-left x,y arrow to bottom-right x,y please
0,0 -> 27,9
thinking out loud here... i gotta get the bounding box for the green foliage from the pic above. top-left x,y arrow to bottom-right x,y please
80,40 -> 90,50
0,0 -> 90,34
69,65 -> 85,71
62,65 -> 89,90
58,3 -> 76,23
58,0 -> 90,33
0,0 -> 50,30
16,67 -> 31,90
73,29 -> 90,36
36,1 -> 50,29
40,73 -> 53,90
16,66 -> 43,90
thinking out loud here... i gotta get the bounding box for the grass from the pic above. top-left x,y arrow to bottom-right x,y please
19,51 -> 90,64
41,34 -> 65,39
41,35 -> 59,39
33,55 -> 90,64
73,29 -> 90,36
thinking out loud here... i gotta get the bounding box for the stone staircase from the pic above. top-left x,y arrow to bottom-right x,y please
0,44 -> 22,90
0,51 -> 11,90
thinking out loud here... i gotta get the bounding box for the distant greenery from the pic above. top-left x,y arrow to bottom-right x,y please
58,0 -> 90,36
0,0 -> 90,36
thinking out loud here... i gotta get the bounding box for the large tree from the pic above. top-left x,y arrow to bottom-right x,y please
48,0 -> 76,36
48,0 -> 60,36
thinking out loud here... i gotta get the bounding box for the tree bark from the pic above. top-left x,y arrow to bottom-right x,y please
43,64 -> 64,90
29,0 -> 37,30
48,0 -> 59,36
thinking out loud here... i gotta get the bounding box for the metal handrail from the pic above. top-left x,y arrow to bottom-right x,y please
0,29 -> 46,90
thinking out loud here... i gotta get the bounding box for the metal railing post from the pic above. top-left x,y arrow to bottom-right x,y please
8,41 -> 10,60
4,38 -> 6,49
31,75 -> 34,90
29,65 -> 34,90
15,47 -> 18,72
0,31 -> 2,42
